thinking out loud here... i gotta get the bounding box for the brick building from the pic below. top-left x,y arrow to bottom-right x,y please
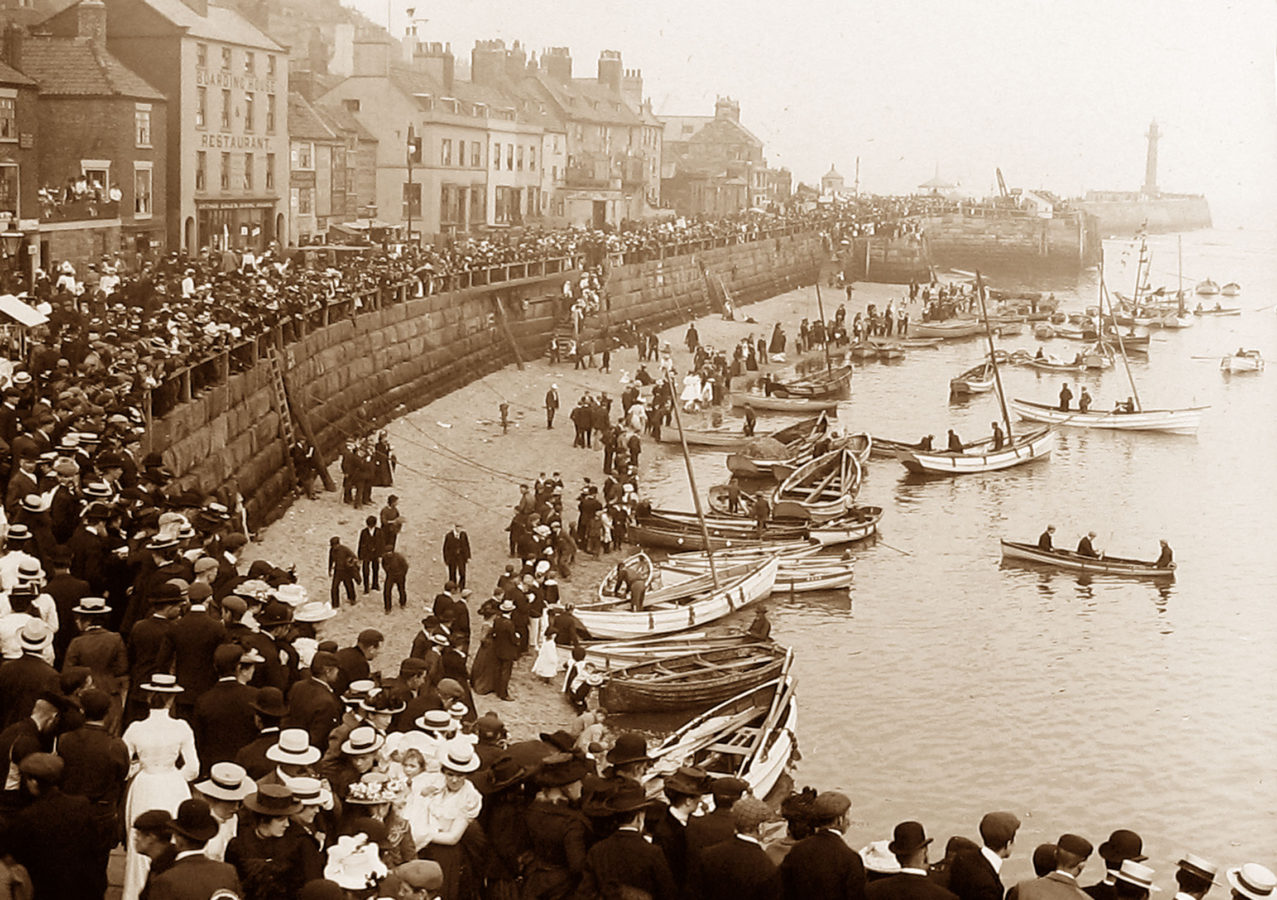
18,0 -> 167,265
0,49 -> 36,284
661,96 -> 783,216
102,0 -> 288,253
287,89 -> 343,243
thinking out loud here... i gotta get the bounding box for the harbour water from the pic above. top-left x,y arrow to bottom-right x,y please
641,227 -> 1277,880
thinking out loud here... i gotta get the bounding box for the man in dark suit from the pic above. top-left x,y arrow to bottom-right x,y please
579,781 -> 677,900
694,797 -> 783,900
168,583 -> 225,717
43,548 -> 89,662
334,628 -> 382,696
1085,831 -> 1146,900
781,791 -> 867,900
357,516 -> 383,593
284,651 -> 343,749
443,524 -> 471,589
866,821 -> 957,900
650,766 -> 709,887
1014,834 -> 1094,900
949,812 -> 1022,900
686,776 -> 749,865
54,690 -> 128,888
492,601 -> 520,701
148,797 -> 243,900
192,644 -> 259,773
5,753 -> 104,900
233,687 -> 287,780
123,588 -> 181,725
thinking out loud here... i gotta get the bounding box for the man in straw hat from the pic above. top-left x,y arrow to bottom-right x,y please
949,811 -> 1022,900
1016,834 -> 1095,900
579,780 -> 675,900
1227,865 -> 1276,900
865,820 -> 956,900
693,796 -> 782,900
64,596 -> 127,732
1088,831 -> 1148,900
1173,854 -> 1218,900
194,761 -> 255,862
781,790 -> 867,900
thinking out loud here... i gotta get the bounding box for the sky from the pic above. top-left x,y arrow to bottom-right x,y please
342,0 -> 1277,227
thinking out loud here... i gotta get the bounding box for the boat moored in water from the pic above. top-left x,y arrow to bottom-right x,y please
1000,539 -> 1176,578
897,427 -> 1055,475
1009,398 -> 1207,435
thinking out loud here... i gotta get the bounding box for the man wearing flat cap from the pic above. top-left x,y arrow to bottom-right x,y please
1087,831 -> 1147,900
5,752 -> 103,900
1016,834 -> 1094,900
693,797 -> 783,900
950,812 -> 1022,900
781,790 -> 867,900
866,821 -> 955,900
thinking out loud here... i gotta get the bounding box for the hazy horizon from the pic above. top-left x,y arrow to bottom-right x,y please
341,0 -> 1277,228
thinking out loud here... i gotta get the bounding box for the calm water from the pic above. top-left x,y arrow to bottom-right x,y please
642,228 -> 1277,882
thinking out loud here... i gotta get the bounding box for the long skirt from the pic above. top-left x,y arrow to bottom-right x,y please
122,769 -> 191,900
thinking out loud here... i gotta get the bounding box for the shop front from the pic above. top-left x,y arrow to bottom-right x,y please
195,200 -> 280,252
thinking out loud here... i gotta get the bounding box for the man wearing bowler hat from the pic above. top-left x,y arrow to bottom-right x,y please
234,687 -> 290,779
579,780 -> 676,900
949,811 -> 1022,900
781,790 -> 867,900
1087,831 -> 1147,900
866,821 -> 956,900
1173,854 -> 1218,900
148,797 -> 243,900
1015,834 -> 1095,900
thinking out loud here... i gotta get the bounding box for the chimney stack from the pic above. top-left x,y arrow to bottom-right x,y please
179,0 -> 208,17
542,46 -> 571,83
597,49 -> 621,93
470,38 -> 506,88
715,96 -> 740,122
352,36 -> 391,78
2,23 -> 22,74
75,0 -> 107,49
415,41 -> 454,94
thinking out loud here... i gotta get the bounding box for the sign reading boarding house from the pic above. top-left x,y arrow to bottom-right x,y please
194,68 -> 278,95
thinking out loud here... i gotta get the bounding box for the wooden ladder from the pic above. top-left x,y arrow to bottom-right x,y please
266,349 -> 298,487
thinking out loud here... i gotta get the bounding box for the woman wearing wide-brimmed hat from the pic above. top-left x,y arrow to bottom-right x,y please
414,740 -> 484,900
523,750 -> 592,900
226,783 -> 322,900
120,673 -> 198,900
341,771 -> 416,868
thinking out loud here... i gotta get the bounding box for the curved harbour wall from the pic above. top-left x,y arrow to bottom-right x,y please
151,231 -> 823,524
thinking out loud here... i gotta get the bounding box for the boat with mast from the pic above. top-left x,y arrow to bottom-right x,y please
1011,241 -> 1209,435
897,273 -> 1055,475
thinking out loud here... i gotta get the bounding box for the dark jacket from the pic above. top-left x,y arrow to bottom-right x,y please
781,829 -> 867,900
167,607 -> 226,701
5,787 -> 103,900
493,615 -> 520,662
579,827 -> 677,900
284,677 -> 341,749
443,529 -> 471,564
0,653 -> 60,729
148,852 -> 243,900
866,872 -> 959,900
949,850 -> 1005,900
696,835 -> 782,900
192,677 -> 259,772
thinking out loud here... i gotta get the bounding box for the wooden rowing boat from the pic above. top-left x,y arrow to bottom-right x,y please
1194,304 -> 1241,316
1220,282 -> 1241,297
598,642 -> 788,713
807,506 -> 882,545
667,542 -> 821,564
1009,398 -> 1208,435
654,425 -> 750,448
724,417 -> 830,478
949,361 -> 996,395
772,448 -> 861,520
769,432 -> 871,482
597,552 -> 656,604
1220,350 -> 1264,373
562,632 -> 758,669
631,510 -> 809,551
911,319 -> 984,339
573,556 -> 779,639
729,393 -> 842,413
999,540 -> 1176,578
896,427 -> 1055,475
869,435 -> 935,460
767,365 -> 853,400
647,670 -> 798,801
663,555 -> 854,593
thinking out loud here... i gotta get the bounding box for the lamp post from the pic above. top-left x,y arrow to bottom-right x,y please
0,228 -> 24,291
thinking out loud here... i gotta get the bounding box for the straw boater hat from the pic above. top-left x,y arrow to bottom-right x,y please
340,726 -> 384,757
1114,861 -> 1162,893
196,762 -> 255,802
1228,865 -> 1277,900
141,673 -> 183,694
1177,855 -> 1218,886
440,741 -> 480,774
293,601 -> 336,623
289,777 -> 330,808
18,621 -> 52,655
416,709 -> 454,733
265,728 -> 321,767
72,597 -> 111,616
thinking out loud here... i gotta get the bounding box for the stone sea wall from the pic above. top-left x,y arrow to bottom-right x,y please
150,231 -> 822,525
1076,195 -> 1212,236
921,212 -> 1098,275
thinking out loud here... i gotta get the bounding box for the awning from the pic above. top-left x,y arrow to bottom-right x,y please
0,294 -> 48,328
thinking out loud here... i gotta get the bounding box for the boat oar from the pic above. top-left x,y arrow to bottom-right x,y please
875,539 -> 913,557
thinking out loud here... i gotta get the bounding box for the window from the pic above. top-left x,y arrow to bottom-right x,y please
244,93 -> 254,133
293,142 -> 313,170
471,141 -> 481,168
298,186 -> 312,215
266,94 -> 276,133
0,97 -> 15,141
0,164 -> 18,215
196,151 -> 206,190
265,153 -> 275,190
492,143 -> 500,170
220,89 -> 231,130
135,105 -> 152,147
516,146 -> 523,171
221,47 -> 231,70
196,43 -> 207,67
506,144 -> 513,170
244,52 -> 254,75
244,152 -> 253,190
133,164 -> 152,216
267,55 -> 276,77
469,185 -> 484,226
529,146 -> 535,171
220,152 -> 230,190
195,87 -> 206,129
82,162 -> 108,193
343,98 -> 360,112
439,185 -> 455,225
440,138 -> 452,166
403,182 -> 421,219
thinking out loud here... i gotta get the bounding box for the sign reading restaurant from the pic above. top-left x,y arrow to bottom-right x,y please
200,134 -> 273,150
195,68 -> 277,95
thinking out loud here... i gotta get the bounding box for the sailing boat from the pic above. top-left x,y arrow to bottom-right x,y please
1151,235 -> 1194,328
1011,242 -> 1209,435
897,273 -> 1055,475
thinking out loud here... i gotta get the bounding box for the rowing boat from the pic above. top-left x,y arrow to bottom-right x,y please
563,632 -> 758,669
772,448 -> 861,520
599,642 -> 788,713
1009,398 -> 1208,435
897,427 -> 1055,475
769,432 -> 871,482
767,365 -> 853,400
597,552 -> 656,604
572,556 -> 779,639
1000,540 -> 1176,578
949,361 -> 996,395
869,435 -> 935,460
848,341 -> 877,361
1220,350 -> 1264,374
654,426 -> 749,448
663,555 -> 854,593
1220,282 -> 1241,297
647,671 -> 798,801
729,393 -> 842,413
724,416 -> 831,478
807,506 -> 883,545
911,319 -> 984,339
1195,278 -> 1220,296
1194,304 -> 1241,317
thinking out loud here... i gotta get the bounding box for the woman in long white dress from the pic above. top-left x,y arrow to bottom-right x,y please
120,673 -> 199,900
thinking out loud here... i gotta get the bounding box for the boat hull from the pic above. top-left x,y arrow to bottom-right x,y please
807,507 -> 882,545
897,428 -> 1055,474
656,428 -> 748,449
598,643 -> 788,713
1000,540 -> 1175,578
730,394 -> 842,413
911,320 -> 984,338
1010,399 -> 1207,435
772,448 -> 861,520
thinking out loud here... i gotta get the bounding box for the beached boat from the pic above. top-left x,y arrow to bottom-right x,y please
869,339 -> 906,359
597,552 -> 656,604
630,515 -> 806,552
724,416 -> 836,478
1195,278 -> 1220,296
598,642 -> 789,713
647,672 -> 798,801
729,393 -> 842,413
949,361 -> 996,395
848,341 -> 878,361
772,448 -> 861,520
565,633 -> 757,669
769,432 -> 871,482
896,337 -> 943,349
663,555 -> 854,594
911,319 -> 984,339
897,427 -> 1055,475
1009,398 -> 1207,435
573,556 -> 779,640
667,542 -> 822,565
1220,282 -> 1241,297
869,435 -> 935,460
766,365 -> 853,400
1220,350 -> 1264,374
1000,540 -> 1175,578
654,426 -> 750,448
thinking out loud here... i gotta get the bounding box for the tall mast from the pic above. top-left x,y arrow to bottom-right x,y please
975,271 -> 1013,441
1103,248 -> 1144,411
811,255 -> 834,377
666,372 -> 719,589
1177,233 -> 1185,314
